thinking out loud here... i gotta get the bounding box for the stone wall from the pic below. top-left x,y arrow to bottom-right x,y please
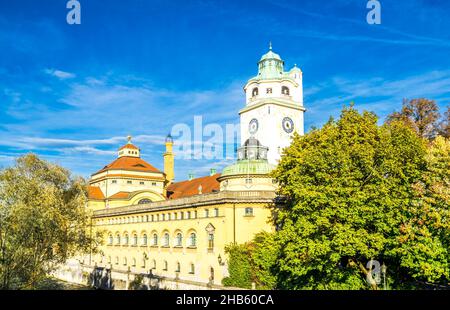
53,261 -> 243,290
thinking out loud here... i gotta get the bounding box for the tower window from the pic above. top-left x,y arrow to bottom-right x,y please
252,87 -> 258,97
282,86 -> 290,95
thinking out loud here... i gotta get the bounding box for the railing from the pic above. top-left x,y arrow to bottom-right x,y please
93,190 -> 277,218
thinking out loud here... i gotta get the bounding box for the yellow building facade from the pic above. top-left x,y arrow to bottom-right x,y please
75,46 -> 304,289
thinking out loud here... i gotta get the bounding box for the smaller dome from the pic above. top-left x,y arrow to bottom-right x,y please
221,160 -> 276,177
244,137 -> 261,147
165,134 -> 173,143
259,50 -> 282,62
289,64 -> 302,73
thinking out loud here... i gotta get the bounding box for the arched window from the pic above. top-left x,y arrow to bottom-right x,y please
189,263 -> 195,274
115,257 -> 119,265
176,262 -> 181,273
282,86 -> 290,95
132,258 -> 136,267
252,87 -> 258,97
123,257 -> 127,266
124,234 -> 129,245
152,233 -> 158,246
176,233 -> 183,247
152,259 -> 156,269
138,198 -> 151,204
142,234 -> 148,246
163,260 -> 168,271
189,233 -> 197,247
141,258 -> 146,268
116,234 -> 121,245
133,234 -> 138,246
163,233 -> 170,247
108,234 -> 113,245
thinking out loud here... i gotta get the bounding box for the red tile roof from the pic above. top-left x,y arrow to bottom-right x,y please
87,186 -> 105,200
166,174 -> 221,199
93,156 -> 162,175
109,191 -> 131,199
118,143 -> 139,151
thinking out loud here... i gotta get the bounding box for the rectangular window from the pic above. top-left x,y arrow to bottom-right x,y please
266,88 -> 272,94
127,180 -> 132,184
245,207 -> 254,216
140,181 -> 145,185
162,214 -> 165,221
214,208 -> 219,217
245,178 -> 252,184
111,180 -> 117,184
194,211 -> 197,219
152,182 -> 157,186
151,214 -> 154,222
187,211 -> 191,219
180,212 -> 184,220
208,233 -> 214,250
205,209 -> 209,218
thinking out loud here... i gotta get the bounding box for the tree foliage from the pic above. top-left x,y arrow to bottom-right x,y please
266,106 -> 449,289
222,243 -> 254,289
0,154 -> 101,289
386,98 -> 441,140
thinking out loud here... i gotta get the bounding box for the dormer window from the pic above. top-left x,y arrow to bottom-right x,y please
252,87 -> 258,97
282,86 -> 290,95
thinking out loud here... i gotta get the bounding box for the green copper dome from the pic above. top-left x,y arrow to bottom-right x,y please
221,159 -> 276,177
259,50 -> 282,62
256,44 -> 285,79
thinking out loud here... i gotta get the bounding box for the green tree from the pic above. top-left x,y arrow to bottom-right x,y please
0,154 -> 101,289
386,98 -> 440,140
271,106 -> 432,289
393,136 -> 450,285
251,232 -> 279,289
222,243 -> 254,289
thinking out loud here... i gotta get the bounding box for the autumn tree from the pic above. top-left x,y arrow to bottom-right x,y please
269,106 -> 449,289
386,98 -> 440,139
438,106 -> 450,138
0,154 -> 101,289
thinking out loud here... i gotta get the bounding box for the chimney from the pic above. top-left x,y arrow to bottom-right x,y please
198,184 -> 203,194
210,168 -> 217,176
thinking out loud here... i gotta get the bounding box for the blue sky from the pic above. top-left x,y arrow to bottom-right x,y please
1,0 -> 449,181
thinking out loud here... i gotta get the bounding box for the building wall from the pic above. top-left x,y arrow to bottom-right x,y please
88,201 -> 274,286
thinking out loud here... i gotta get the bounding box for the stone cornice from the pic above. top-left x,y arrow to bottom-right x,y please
239,99 -> 306,114
92,190 -> 276,218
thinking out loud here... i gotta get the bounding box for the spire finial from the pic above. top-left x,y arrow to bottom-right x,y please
269,41 -> 272,50
127,135 -> 132,144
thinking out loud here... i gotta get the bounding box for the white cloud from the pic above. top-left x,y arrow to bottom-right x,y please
44,68 -> 76,79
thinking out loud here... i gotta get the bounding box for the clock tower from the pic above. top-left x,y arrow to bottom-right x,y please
240,44 -> 306,165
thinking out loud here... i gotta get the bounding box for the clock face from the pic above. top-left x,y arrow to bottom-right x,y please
249,118 -> 259,134
282,117 -> 294,133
